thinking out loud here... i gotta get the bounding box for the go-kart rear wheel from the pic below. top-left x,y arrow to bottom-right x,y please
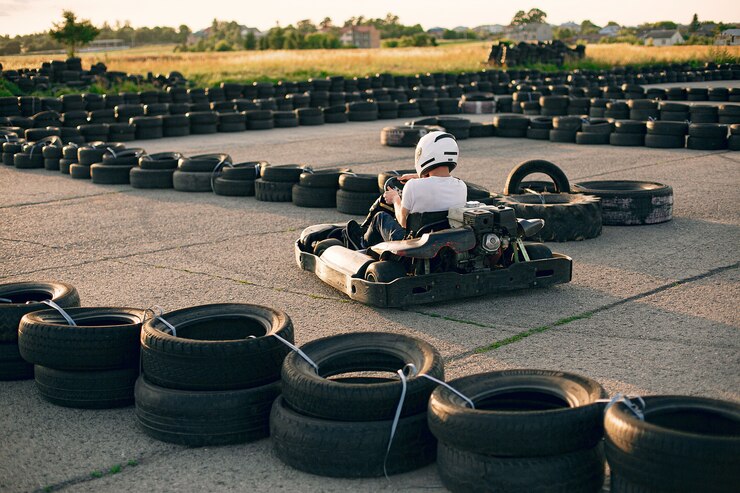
365,261 -> 407,283
313,239 -> 343,256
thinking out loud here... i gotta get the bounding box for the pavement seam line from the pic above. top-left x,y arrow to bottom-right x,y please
114,258 -> 349,303
572,150 -> 730,181
0,236 -> 61,249
0,190 -> 130,210
468,261 -> 739,355
0,227 -> 301,280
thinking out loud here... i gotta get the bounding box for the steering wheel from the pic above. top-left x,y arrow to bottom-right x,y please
359,176 -> 407,232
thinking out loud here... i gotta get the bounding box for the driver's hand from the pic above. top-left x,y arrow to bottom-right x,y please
399,173 -> 417,183
383,188 -> 400,205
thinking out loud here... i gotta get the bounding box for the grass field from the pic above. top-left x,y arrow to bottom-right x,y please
2,42 -> 738,88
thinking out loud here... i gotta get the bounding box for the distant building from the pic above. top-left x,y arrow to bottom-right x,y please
505,23 -> 553,42
559,21 -> 581,32
427,27 -> 445,38
339,25 -> 380,49
599,25 -> 621,37
643,30 -> 684,46
715,29 -> 740,45
474,24 -> 505,35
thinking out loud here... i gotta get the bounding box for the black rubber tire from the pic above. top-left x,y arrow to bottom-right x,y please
339,173 -> 379,193
130,167 -> 174,189
364,261 -> 407,282
575,132 -> 610,145
428,370 -> 606,457
218,122 -> 246,132
270,396 -> 436,478
526,128 -> 550,140
688,123 -> 728,139
504,159 -> 571,195
69,163 -> 91,179
247,119 -> 274,130
221,162 -> 260,180
347,110 -> 378,122
190,123 -> 218,134
493,193 -> 602,241
163,126 -> 190,137
34,365 -> 137,409
729,135 -> 740,151
260,164 -> 303,183
59,159 -> 73,174
139,152 -> 181,170
686,136 -> 728,150
380,126 -> 433,147
43,158 -> 60,171
605,395 -> 740,492
324,112 -> 348,124
572,180 -> 673,226
644,134 -> 686,149
281,332 -> 443,421
213,177 -> 255,196
610,133 -> 644,147
336,189 -> 379,215
0,342 -> 34,380
298,168 -> 345,188
437,441 -> 605,493
647,121 -> 688,136
135,376 -> 280,446
254,179 -> 293,202
313,238 -> 343,256
18,307 -> 143,370
14,153 -> 44,169
141,303 -> 293,391
549,129 -> 577,143
90,163 -> 133,185
0,282 -> 80,342
291,184 -> 336,208
42,145 -> 63,159
178,153 -> 231,173
614,120 -> 647,135
172,170 -> 212,192
523,242 -> 553,259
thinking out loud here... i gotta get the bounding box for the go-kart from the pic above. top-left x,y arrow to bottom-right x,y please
294,177 -> 572,307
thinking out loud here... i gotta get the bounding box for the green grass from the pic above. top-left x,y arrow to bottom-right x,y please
474,311 -> 594,353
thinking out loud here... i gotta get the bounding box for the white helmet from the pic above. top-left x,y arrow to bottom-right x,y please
414,131 -> 459,177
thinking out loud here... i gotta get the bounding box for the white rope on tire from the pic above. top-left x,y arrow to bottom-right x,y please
142,305 -> 177,336
40,300 -> 76,326
598,393 -> 645,420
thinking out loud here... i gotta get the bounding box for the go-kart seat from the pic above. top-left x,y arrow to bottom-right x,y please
405,211 -> 450,238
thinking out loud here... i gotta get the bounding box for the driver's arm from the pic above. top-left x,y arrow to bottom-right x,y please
394,202 -> 409,228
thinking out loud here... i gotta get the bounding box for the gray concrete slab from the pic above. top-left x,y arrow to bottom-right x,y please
0,82 -> 738,492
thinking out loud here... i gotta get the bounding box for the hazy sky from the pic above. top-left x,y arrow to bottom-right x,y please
0,0 -> 737,36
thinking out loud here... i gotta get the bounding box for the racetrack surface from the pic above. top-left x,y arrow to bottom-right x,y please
1,81 -> 738,492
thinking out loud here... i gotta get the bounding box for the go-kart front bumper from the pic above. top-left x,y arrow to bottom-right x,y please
294,240 -> 572,308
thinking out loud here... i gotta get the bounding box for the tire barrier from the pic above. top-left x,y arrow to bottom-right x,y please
0,282 -> 80,381
137,303 -> 293,446
272,332 -> 442,477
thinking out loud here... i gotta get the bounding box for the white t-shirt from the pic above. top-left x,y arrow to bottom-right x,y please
400,176 -> 467,214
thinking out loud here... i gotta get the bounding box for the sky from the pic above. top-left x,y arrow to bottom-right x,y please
0,0 -> 738,36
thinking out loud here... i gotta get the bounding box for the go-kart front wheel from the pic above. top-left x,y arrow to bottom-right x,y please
365,261 -> 407,283
313,239 -> 343,256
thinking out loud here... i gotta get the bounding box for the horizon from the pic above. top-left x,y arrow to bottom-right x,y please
0,0 -> 737,37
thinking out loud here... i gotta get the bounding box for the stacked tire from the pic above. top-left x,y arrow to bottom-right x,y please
91,148 -> 145,185
572,181 -> 673,226
130,152 -> 181,189
610,121 -> 646,147
272,332 -> 442,477
550,116 -> 582,143
605,395 -> 740,492
255,164 -> 303,202
187,111 -> 218,135
380,125 -> 438,147
60,143 -> 79,174
576,119 -> 613,145
162,114 -> 190,137
337,173 -> 380,215
527,117 -> 553,140
645,121 -> 688,149
0,282 -> 80,381
687,123 -> 728,150
729,124 -> 740,151
136,303 -> 292,446
292,168 -> 346,208
41,137 -> 64,170
494,160 -> 602,242
493,115 -> 529,138
72,142 -> 125,179
212,161 -> 261,196
430,370 -> 607,493
245,110 -> 274,130
174,153 -> 231,192
18,307 -> 143,408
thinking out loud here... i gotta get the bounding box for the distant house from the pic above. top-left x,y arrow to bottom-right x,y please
474,24 -> 505,35
427,27 -> 445,38
599,25 -> 621,37
505,23 -> 553,42
339,25 -> 380,49
715,29 -> 740,46
559,21 -> 581,32
643,30 -> 684,46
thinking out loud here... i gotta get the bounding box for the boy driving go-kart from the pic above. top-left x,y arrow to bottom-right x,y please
294,131 -> 573,307
344,131 -> 467,249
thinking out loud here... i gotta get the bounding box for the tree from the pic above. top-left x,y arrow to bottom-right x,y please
296,19 -> 316,35
526,8 -> 547,24
511,10 -> 528,26
319,17 -> 332,30
48,10 -> 100,57
178,25 -> 191,44
244,31 -> 257,50
690,14 -> 700,32
580,20 -> 601,35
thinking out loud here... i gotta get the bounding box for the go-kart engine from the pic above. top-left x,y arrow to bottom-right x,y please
447,202 -> 519,271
